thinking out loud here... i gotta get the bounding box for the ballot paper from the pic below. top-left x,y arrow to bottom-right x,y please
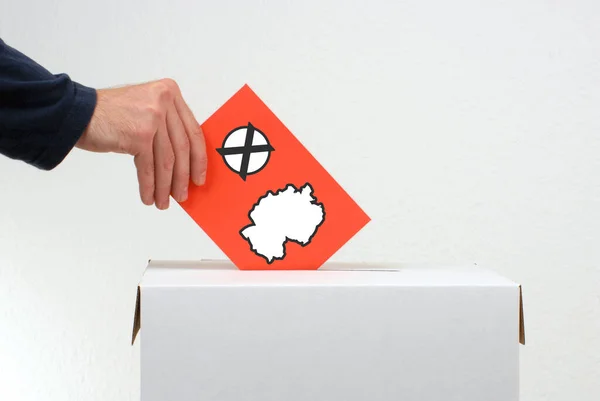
178,84 -> 369,270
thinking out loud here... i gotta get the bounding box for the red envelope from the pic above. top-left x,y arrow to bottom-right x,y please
178,84 -> 369,270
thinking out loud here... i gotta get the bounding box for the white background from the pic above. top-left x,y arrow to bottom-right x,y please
0,1 -> 598,400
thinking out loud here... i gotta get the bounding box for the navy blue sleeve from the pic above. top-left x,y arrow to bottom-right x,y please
0,38 -> 97,170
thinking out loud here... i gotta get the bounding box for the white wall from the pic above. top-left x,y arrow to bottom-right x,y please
0,1 -> 598,400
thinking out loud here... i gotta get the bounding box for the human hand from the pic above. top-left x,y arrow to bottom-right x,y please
76,78 -> 207,209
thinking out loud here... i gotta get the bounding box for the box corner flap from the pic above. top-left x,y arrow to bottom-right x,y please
131,286 -> 141,346
519,284 -> 525,345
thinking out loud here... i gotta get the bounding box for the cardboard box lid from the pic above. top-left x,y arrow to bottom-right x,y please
131,260 -> 525,345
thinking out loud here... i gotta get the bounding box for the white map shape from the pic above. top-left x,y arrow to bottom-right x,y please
240,183 -> 325,263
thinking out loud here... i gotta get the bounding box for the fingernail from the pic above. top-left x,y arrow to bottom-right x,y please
180,187 -> 188,202
198,172 -> 206,185
158,199 -> 169,210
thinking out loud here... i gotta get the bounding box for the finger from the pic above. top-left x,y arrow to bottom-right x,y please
134,147 -> 155,206
153,120 -> 175,210
166,103 -> 190,202
173,94 -> 207,185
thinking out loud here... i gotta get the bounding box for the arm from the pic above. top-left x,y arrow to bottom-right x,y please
0,38 -> 96,170
0,39 -> 207,209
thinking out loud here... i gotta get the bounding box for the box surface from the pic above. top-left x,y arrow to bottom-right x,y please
133,261 -> 524,401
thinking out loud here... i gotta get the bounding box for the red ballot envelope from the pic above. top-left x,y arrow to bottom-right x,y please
178,84 -> 370,270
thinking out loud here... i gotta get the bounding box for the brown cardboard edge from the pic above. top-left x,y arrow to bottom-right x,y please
132,286 -> 141,345
131,258 -> 152,345
519,285 -> 526,345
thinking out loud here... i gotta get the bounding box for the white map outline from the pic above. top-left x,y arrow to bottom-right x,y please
239,183 -> 326,263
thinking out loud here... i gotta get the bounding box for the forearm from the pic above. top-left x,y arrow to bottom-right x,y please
0,38 -> 97,170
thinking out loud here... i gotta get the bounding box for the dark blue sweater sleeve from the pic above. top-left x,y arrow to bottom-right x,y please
0,38 -> 97,170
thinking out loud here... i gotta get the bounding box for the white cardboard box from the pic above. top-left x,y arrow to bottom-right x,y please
132,260 -> 525,401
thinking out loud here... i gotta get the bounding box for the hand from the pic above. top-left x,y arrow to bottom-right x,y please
76,78 -> 207,210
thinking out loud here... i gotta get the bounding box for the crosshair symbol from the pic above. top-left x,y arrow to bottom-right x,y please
216,122 -> 275,181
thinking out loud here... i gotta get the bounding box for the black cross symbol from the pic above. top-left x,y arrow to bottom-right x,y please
217,122 -> 275,181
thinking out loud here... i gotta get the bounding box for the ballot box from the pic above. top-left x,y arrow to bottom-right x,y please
132,260 -> 524,401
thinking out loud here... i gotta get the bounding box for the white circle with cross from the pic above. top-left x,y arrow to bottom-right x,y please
216,122 -> 275,180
